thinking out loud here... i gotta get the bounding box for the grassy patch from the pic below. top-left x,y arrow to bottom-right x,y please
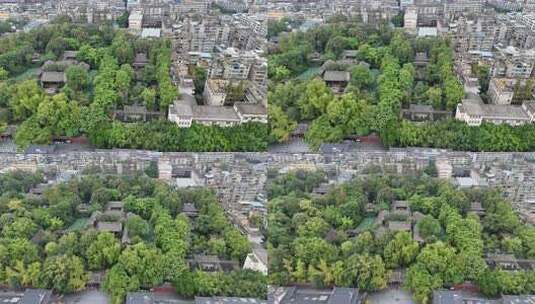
66,218 -> 89,232
296,67 -> 321,80
355,216 -> 375,232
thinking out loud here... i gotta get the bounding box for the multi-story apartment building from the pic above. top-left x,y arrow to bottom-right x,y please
492,45 -> 535,78
488,77 -> 517,105
524,0 -> 535,13
177,0 -> 210,14
208,48 -> 267,87
451,13 -> 498,59
400,0 -> 414,10
413,0 -> 443,26
204,79 -> 229,106
215,0 -> 249,13
360,0 -> 399,25
56,0 -> 125,23
178,16 -> 231,53
128,10 -> 143,30
494,13 -> 535,49
444,0 -> 484,19
404,6 -> 418,33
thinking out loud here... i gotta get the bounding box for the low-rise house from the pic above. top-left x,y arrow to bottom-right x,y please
322,70 -> 350,94
312,183 -> 331,197
133,53 -> 149,70
391,200 -> 410,216
414,52 -> 430,67
96,221 -> 123,236
105,201 -> 125,218
469,201 -> 486,216
400,104 -> 453,122
62,51 -> 78,61
387,220 -> 412,233
341,50 -> 359,62
188,254 -> 239,272
113,105 -> 163,122
40,71 -> 66,93
39,58 -> 89,94
88,206 -> 124,237
484,254 -> 535,271
181,203 -> 199,218
455,93 -> 535,126
106,201 -> 124,212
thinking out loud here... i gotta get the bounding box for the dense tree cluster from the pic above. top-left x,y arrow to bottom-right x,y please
0,19 -> 267,151
267,170 -> 535,303
395,119 -> 535,152
267,19 -> 470,150
0,170 -> 265,303
269,19 -> 533,152
91,121 -> 267,152
267,18 -> 304,39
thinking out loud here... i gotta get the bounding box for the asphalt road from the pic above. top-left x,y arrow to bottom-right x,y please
269,139 -> 386,154
368,288 -> 415,304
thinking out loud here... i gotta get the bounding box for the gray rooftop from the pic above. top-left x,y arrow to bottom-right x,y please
182,203 -> 198,214
134,53 -> 149,64
276,287 -> 362,304
388,221 -> 412,232
62,50 -> 78,60
234,103 -> 267,116
430,290 -> 533,304
460,100 -> 529,120
409,104 -> 434,112
323,70 -> 350,82
106,201 -> 124,210
40,71 -> 65,83
193,105 -> 240,122
97,221 -> 122,233
123,105 -> 149,114
195,297 -> 267,304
